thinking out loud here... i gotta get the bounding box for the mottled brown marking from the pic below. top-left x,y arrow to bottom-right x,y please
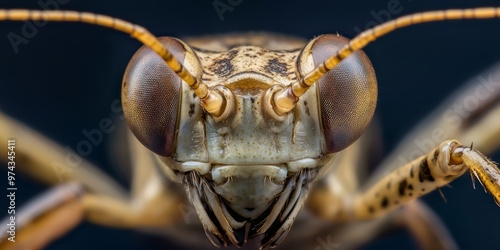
433,149 -> 439,162
266,58 -> 288,77
189,103 -> 195,117
418,158 -> 435,182
211,58 -> 234,77
398,179 -> 407,196
381,197 -> 388,208
227,50 -> 238,59
368,206 -> 374,213
304,101 -> 310,116
244,53 -> 257,58
209,49 -> 239,77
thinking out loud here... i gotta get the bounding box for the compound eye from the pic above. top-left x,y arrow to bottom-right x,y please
309,34 -> 378,153
122,37 -> 187,156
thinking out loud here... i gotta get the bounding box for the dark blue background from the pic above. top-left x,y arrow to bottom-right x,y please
1,0 -> 500,249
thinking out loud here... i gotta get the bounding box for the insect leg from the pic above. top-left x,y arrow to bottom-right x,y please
352,140 -> 499,219
395,200 -> 457,250
372,62 -> 500,183
337,200 -> 456,250
0,111 -> 127,199
0,183 -> 84,250
0,181 -> 183,250
306,123 -> 457,249
124,128 -> 186,229
307,121 -> 383,219
0,112 -> 186,247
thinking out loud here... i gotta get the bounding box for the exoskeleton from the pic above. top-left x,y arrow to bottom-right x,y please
1,3 -> 500,250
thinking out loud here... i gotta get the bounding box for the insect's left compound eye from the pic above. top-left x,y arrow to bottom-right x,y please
303,34 -> 378,153
122,37 -> 196,156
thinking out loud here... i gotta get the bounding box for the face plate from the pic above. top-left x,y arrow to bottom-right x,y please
157,34 -> 328,247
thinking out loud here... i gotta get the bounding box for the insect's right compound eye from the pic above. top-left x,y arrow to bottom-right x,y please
122,37 -> 191,157
305,34 -> 378,154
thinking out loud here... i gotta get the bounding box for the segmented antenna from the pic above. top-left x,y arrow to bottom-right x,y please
273,7 -> 500,115
0,10 -> 224,116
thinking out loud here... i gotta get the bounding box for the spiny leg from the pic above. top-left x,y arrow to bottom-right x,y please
354,62 -> 500,249
301,63 -> 500,246
372,62 -> 500,183
305,140 -> 495,249
352,140 -> 499,219
306,123 -> 457,249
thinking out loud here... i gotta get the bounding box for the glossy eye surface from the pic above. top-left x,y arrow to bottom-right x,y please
122,37 -> 185,156
310,34 -> 378,153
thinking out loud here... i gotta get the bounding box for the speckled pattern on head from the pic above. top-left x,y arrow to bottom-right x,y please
160,33 -> 327,248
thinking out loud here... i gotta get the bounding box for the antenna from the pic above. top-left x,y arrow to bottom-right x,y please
0,10 -> 225,116
272,7 -> 500,115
